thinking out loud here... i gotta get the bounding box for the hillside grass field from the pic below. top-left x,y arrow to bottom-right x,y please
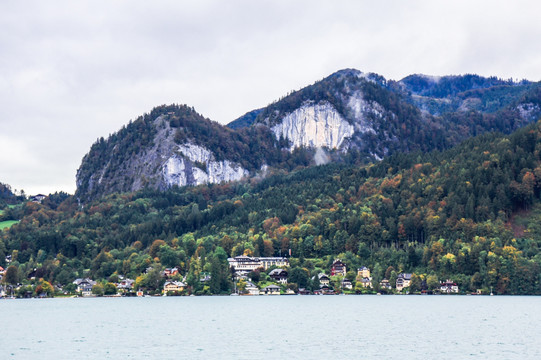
0,220 -> 18,230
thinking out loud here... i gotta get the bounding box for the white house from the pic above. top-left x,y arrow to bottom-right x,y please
260,284 -> 281,295
440,280 -> 459,294
245,281 -> 260,296
396,273 -> 412,291
73,278 -> 97,296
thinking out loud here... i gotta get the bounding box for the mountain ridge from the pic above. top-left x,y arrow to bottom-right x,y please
75,69 -> 541,202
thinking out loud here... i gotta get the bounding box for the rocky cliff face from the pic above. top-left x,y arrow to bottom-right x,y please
258,70 -> 385,152
76,106 -> 255,202
271,101 -> 355,150
162,143 -> 248,187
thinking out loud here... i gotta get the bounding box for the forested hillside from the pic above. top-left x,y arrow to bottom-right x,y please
0,182 -> 18,207
3,120 -> 541,295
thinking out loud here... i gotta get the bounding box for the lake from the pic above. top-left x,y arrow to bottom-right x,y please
1,295 -> 539,359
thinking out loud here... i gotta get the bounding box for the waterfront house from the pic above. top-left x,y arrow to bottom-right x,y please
116,279 -> 135,293
396,273 -> 412,291
331,259 -> 347,276
356,267 -> 373,288
298,288 -> 311,295
163,280 -> 186,294
261,284 -> 281,295
73,278 -> 97,296
440,280 -> 459,294
245,281 -> 260,296
320,284 -> 334,294
269,269 -> 288,284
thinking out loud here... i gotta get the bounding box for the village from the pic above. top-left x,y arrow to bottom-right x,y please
224,256 -> 460,296
0,256 -> 462,298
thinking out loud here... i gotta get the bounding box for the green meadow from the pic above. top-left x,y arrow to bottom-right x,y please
0,220 -> 18,230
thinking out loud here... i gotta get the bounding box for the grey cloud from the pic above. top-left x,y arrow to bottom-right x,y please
1,0 -> 540,194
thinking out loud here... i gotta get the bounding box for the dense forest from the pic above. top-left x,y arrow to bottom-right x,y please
3,119 -> 541,295
0,182 -> 18,207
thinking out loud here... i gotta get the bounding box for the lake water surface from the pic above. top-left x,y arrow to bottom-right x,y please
1,295 -> 540,359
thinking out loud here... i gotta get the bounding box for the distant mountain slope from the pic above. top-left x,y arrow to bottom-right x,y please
395,73 -> 539,116
76,69 -> 541,202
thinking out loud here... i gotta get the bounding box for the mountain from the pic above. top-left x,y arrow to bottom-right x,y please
397,74 -> 533,115
5,119 -> 541,294
75,105 -> 286,202
76,69 -> 541,202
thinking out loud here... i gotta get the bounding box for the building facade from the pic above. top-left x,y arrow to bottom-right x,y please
396,273 -> 412,291
228,256 -> 289,275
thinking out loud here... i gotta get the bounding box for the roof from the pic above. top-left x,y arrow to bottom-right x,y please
259,257 -> 288,261
245,281 -> 258,288
269,269 -> 287,276
398,273 -> 412,280
264,284 -> 281,290
228,256 -> 260,263
73,278 -> 96,286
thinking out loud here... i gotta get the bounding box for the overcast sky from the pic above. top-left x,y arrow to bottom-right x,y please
1,0 -> 541,195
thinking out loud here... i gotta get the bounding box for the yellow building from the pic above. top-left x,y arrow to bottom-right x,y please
163,281 -> 185,294
259,257 -> 289,270
357,266 -> 371,278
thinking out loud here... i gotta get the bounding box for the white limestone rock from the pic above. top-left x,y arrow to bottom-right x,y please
347,92 -> 378,135
517,103 -> 541,121
162,143 -> 249,187
271,101 -> 355,150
